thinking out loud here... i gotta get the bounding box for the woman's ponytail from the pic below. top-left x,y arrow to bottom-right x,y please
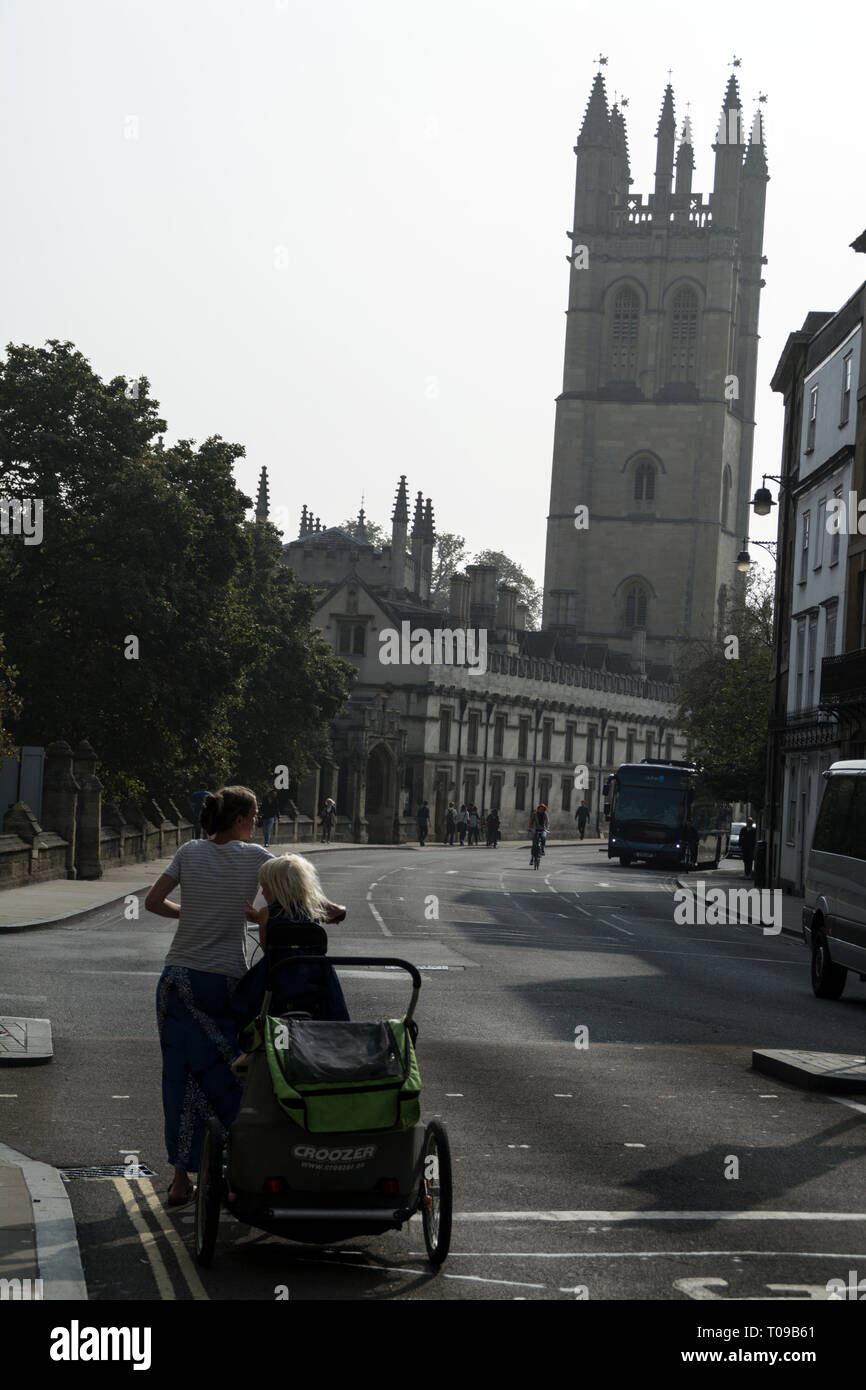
199,785 -> 256,836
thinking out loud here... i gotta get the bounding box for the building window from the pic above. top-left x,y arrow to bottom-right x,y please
721,466 -> 732,529
490,774 -> 503,811
467,711 -> 480,756
518,716 -> 530,760
794,619 -> 806,712
633,459 -> 655,501
665,734 -> 674,761
625,584 -> 648,628
645,731 -> 654,760
493,714 -> 505,757
814,498 -> 826,569
515,773 -> 527,812
353,624 -> 365,654
561,776 -> 573,812
806,385 -> 818,451
464,773 -> 478,805
824,602 -> 838,658
799,511 -> 810,582
338,623 -> 352,653
586,724 -> 597,764
606,728 -> 617,767
439,708 -> 452,754
807,614 -> 818,709
668,287 -> 698,383
841,352 -> 852,425
564,723 -> 575,762
609,287 -> 639,380
538,775 -> 551,807
830,487 -> 842,565
542,719 -> 553,760
626,730 -> 636,762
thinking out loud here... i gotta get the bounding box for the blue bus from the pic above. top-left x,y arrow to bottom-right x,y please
603,759 -> 731,870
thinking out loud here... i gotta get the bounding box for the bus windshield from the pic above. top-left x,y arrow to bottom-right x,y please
614,785 -> 686,829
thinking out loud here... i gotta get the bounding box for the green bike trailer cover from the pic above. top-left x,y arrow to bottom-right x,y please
264,1017 -> 422,1134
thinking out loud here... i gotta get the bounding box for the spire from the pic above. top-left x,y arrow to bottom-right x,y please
392,474 -> 409,524
255,465 -> 269,523
674,115 -> 694,203
654,83 -> 676,208
656,84 -> 675,136
610,103 -> 631,191
577,70 -> 611,148
715,73 -> 745,148
422,497 -> 435,543
743,108 -> 768,175
299,504 -> 308,537
411,490 -> 424,537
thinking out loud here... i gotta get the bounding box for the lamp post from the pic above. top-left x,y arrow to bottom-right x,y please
750,473 -> 792,890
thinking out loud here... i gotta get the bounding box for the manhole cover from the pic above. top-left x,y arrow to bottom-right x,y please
59,1164 -> 159,1181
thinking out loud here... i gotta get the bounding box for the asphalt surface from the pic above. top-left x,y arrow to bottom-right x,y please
3,841 -> 866,1303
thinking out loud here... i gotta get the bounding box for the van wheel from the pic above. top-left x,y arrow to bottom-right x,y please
811,932 -> 847,1000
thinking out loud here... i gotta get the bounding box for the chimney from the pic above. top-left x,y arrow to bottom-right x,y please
496,583 -> 519,633
449,574 -> 471,627
514,601 -> 529,631
466,563 -> 498,631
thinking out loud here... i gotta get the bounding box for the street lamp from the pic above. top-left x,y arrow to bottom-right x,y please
736,539 -> 751,572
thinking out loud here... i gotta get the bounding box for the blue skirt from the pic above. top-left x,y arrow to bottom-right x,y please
156,966 -> 243,1171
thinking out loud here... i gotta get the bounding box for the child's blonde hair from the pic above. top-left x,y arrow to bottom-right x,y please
257,854 -> 329,920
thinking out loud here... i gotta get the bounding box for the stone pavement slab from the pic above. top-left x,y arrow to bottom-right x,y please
753,1048 -> 866,1092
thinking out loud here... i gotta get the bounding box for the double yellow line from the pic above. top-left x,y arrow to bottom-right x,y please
113,1177 -> 209,1300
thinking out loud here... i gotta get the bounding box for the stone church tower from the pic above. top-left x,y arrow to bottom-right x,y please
542,70 -> 769,669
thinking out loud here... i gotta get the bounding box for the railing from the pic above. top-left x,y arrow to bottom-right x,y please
820,649 -> 866,702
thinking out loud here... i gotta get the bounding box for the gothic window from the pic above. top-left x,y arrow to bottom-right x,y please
624,583 -> 648,629
609,287 -> 639,380
721,466 -> 732,528
352,624 -> 366,654
633,459 -> 656,501
668,287 -> 698,382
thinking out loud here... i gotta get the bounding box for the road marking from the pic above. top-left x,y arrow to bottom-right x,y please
445,1249 -> 866,1259
624,1143 -> 646,1148
444,1273 -> 545,1289
453,1210 -> 866,1223
138,1177 -> 209,1300
0,993 -> 47,1002
828,1095 -> 866,1116
111,1096 -> 130,1100
0,1094 -> 18,1098
71,970 -> 162,976
600,919 -> 634,937
113,1178 -> 174,1299
365,892 -> 392,938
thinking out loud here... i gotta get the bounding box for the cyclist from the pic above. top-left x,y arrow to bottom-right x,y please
528,803 -> 549,866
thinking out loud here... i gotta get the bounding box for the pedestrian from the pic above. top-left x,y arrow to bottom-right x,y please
260,788 -> 280,848
190,785 -> 210,840
144,786 -> 271,1205
468,804 -> 479,845
444,801 -> 457,846
321,797 -> 337,844
457,804 -> 468,846
417,800 -> 431,847
739,816 -> 757,877
486,808 -> 500,846
575,800 -> 589,841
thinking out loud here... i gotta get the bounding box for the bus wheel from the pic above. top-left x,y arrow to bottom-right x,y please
811,932 -> 847,1000
619,854 -> 632,867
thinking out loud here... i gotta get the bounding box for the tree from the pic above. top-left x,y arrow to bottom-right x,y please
675,572 -> 774,808
429,532 -> 467,605
338,516 -> 389,549
472,549 -> 542,629
0,633 -> 22,761
0,339 -> 355,800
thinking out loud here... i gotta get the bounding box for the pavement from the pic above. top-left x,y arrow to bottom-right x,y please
674,863 -> 806,941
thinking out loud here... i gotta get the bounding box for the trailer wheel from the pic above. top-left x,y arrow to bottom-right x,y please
194,1118 -> 224,1267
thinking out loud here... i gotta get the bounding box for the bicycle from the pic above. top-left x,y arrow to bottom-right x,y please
530,830 -> 546,870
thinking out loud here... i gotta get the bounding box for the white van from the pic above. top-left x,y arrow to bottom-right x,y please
803,760 -> 866,998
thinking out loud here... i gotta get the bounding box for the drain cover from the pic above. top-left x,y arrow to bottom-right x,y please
59,1164 -> 158,1181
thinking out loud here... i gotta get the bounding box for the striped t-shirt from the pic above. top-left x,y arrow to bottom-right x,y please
163,839 -> 273,978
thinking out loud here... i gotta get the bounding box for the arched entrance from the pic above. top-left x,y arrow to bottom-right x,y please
364,744 -> 395,843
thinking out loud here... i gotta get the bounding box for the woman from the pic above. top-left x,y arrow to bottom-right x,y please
145,786 -> 271,1205
528,802 -> 549,865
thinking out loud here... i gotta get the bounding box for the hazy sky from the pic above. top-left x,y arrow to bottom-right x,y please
2,0 -> 864,583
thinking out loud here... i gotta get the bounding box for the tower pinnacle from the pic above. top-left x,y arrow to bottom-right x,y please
255,465 -> 269,522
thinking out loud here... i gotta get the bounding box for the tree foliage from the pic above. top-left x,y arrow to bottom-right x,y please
0,340 -> 354,802
675,572 -> 774,808
338,515 -> 389,549
0,633 -> 22,761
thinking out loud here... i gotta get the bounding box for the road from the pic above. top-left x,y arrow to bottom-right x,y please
3,841 -> 866,1302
